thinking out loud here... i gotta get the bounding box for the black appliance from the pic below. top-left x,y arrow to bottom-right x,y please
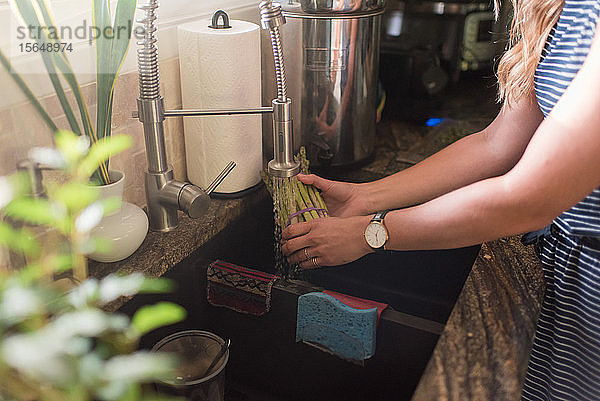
380,0 -> 496,121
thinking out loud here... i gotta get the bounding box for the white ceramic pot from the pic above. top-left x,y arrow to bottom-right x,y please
88,171 -> 149,263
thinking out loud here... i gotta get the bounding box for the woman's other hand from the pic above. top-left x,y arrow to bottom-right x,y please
281,215 -> 372,269
298,174 -> 368,217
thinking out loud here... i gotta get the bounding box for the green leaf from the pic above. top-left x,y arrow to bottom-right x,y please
99,197 -> 122,216
119,383 -> 141,401
94,0 -> 136,141
85,236 -> 113,255
0,223 -> 40,255
48,254 -> 76,273
0,285 -> 45,323
103,352 -> 177,382
54,129 -> 80,149
33,0 -> 96,139
52,182 -> 100,213
54,130 -> 90,165
97,273 -> 145,304
0,222 -> 17,246
9,172 -> 33,199
16,253 -> 74,285
3,198 -> 62,227
11,0 -> 82,136
67,278 -> 100,308
93,0 -> 114,146
110,0 -> 137,76
0,49 -> 58,133
15,262 -> 46,284
96,381 -> 129,401
141,395 -> 186,401
79,135 -> 132,179
137,278 -> 175,294
95,0 -> 137,183
131,302 -> 186,336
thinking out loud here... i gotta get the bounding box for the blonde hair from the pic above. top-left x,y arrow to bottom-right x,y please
496,0 -> 564,106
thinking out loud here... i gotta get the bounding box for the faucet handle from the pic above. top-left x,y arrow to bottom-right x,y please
205,161 -> 236,195
16,159 -> 52,198
178,183 -> 210,219
176,161 -> 236,219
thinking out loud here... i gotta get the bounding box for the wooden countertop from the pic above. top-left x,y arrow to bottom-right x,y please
411,237 -> 544,401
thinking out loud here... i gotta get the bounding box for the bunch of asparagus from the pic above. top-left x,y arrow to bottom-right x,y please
262,147 -> 329,229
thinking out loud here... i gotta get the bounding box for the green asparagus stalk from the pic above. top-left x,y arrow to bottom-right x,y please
282,178 -> 297,226
307,185 -> 328,218
297,146 -> 310,174
294,182 -> 310,221
295,179 -> 320,220
262,147 -> 330,278
263,146 -> 329,229
296,146 -> 327,216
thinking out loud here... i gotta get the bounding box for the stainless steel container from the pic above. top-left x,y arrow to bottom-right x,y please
262,0 -> 385,169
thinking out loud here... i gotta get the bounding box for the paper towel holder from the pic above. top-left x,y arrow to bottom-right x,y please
209,10 -> 232,29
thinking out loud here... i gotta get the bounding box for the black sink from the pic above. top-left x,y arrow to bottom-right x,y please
119,196 -> 479,401
307,245 -> 478,323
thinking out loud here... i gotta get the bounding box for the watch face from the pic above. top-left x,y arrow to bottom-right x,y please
365,222 -> 388,249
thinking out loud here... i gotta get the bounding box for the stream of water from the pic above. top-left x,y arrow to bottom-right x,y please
271,176 -> 297,279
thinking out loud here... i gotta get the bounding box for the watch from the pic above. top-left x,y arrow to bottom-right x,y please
364,211 -> 389,251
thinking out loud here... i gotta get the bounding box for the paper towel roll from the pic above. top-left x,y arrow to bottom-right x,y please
177,18 -> 262,195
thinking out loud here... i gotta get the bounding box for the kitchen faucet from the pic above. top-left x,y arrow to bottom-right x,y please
13,160 -> 87,282
134,1 -> 299,232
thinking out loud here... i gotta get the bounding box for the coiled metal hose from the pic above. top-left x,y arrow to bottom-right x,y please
260,1 -> 288,102
137,0 -> 160,100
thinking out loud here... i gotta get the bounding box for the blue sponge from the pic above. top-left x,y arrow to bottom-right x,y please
296,292 -> 378,361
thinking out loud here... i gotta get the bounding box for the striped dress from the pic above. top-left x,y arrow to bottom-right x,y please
521,1 -> 600,400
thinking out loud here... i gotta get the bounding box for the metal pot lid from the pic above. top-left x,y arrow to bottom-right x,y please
281,0 -> 386,15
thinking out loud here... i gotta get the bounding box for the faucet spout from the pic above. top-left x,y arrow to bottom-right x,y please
268,98 -> 299,178
260,0 -> 300,178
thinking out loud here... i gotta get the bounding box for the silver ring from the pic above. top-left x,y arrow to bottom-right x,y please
311,257 -> 320,269
304,248 -> 310,261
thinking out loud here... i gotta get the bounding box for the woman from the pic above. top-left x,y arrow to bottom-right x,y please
281,0 -> 600,399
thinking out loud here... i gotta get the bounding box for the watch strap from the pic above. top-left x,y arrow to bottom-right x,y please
372,210 -> 389,222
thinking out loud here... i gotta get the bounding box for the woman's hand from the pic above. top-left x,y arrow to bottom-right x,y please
281,215 -> 373,269
298,174 -> 368,217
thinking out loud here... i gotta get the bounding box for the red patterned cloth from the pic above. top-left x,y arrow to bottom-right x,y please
207,260 -> 279,316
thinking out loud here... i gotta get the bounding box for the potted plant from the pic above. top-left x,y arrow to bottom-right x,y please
0,130 -> 185,401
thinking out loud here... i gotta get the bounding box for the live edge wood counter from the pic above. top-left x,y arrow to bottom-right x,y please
411,238 -> 545,401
